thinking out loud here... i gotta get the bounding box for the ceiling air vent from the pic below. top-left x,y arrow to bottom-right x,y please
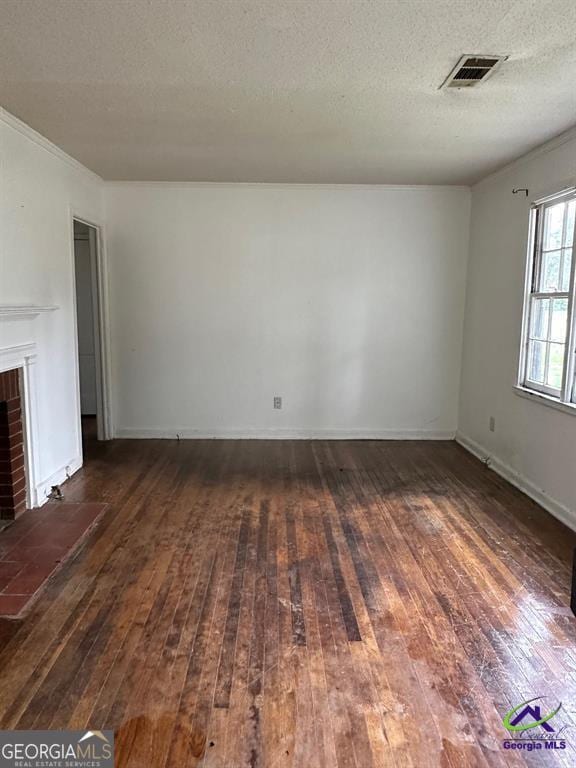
441,54 -> 507,88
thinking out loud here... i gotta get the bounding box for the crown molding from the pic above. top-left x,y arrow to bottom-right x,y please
105,180 -> 469,192
474,123 -> 576,188
0,107 -> 102,184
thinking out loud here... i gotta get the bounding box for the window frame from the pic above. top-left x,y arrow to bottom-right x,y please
518,187 -> 576,404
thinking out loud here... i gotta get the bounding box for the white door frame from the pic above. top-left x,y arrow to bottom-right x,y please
70,210 -> 113,446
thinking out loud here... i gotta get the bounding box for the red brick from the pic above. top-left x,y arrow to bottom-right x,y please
0,486 -> 26,510
0,594 -> 29,616
1,447 -> 23,465
2,563 -> 55,596
7,421 -> 23,438
10,467 -> 26,485
7,415 -> 21,428
0,469 -> 22,484
7,436 -> 23,454
0,562 -> 24,591
14,506 -> 26,519
6,409 -> 22,427
0,370 -> 20,401
7,454 -> 24,474
10,476 -> 26,495
12,488 -> 26,505
0,370 -> 25,521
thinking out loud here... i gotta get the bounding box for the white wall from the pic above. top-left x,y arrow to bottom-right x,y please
458,130 -> 576,529
106,183 -> 470,438
0,110 -> 103,503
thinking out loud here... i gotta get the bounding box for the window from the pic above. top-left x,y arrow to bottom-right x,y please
519,188 -> 576,404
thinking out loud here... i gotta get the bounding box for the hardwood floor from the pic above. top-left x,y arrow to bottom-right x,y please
0,438 -> 575,767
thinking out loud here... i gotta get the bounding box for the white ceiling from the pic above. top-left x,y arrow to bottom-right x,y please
0,0 -> 575,184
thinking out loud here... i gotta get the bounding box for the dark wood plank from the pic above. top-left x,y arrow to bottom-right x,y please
0,437 -> 574,767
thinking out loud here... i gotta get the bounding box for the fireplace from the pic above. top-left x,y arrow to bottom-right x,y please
0,342 -> 39,513
0,368 -> 26,518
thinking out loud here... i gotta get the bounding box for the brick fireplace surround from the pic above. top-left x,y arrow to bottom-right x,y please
0,368 -> 26,519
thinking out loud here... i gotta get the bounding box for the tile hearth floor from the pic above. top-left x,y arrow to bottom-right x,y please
0,501 -> 108,617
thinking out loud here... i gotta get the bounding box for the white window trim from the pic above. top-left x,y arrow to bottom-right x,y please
517,187 -> 576,404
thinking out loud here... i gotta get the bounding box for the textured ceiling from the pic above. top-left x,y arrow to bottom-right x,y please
0,0 -> 575,184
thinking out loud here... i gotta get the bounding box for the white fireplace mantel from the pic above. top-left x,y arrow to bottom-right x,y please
0,305 -> 59,320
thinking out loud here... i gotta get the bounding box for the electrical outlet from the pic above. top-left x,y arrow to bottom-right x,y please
273,396 -> 282,410
489,416 -> 495,432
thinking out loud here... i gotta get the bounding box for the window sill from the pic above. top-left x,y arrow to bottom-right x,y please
513,385 -> 576,417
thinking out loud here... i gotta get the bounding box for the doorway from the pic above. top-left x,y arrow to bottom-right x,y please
73,218 -> 109,445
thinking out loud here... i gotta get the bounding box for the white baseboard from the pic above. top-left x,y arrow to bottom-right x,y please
455,431 -> 576,533
115,427 -> 456,441
33,455 -> 82,507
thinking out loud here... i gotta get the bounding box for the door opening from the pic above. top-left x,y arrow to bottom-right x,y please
73,219 -> 107,446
